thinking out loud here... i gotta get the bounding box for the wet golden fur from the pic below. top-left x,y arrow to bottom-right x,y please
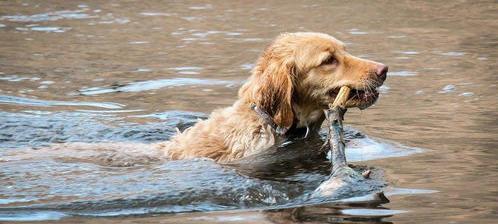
155,32 -> 387,163
44,32 -> 386,163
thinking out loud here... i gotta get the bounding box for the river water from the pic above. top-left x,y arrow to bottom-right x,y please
0,1 -> 496,223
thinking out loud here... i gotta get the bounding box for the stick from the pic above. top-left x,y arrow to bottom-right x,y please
312,86 -> 388,202
331,86 -> 351,109
327,86 -> 350,171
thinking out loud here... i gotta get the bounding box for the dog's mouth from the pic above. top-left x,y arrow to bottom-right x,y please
328,87 -> 380,110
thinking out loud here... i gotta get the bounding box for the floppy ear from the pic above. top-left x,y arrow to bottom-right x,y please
239,47 -> 296,131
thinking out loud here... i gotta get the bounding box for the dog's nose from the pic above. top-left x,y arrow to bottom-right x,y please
375,64 -> 388,81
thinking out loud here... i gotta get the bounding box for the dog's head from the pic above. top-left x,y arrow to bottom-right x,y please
239,32 -> 387,130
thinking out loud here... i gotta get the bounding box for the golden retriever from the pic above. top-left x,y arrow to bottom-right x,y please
36,32 -> 386,165
154,32 -> 388,163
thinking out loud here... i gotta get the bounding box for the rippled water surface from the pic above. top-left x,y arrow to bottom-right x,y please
0,1 -> 497,223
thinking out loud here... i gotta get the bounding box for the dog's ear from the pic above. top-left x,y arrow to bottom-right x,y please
239,46 -> 296,131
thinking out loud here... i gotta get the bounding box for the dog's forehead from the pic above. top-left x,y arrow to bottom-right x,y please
290,32 -> 345,50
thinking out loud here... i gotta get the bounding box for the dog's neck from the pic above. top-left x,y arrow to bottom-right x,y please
248,101 -> 325,139
250,103 -> 288,135
291,104 -> 325,138
293,105 -> 325,128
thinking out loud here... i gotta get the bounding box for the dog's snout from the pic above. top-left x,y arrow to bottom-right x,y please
375,64 -> 388,81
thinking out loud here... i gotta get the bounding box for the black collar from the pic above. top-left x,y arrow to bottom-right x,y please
250,103 -> 288,136
250,103 -> 309,139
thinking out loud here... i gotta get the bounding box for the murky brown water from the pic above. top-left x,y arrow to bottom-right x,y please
0,0 -> 497,223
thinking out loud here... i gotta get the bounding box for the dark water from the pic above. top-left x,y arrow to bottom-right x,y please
0,0 -> 496,223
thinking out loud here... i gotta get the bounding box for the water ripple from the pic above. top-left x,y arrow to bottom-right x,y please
388,71 -> 417,77
78,78 -> 238,95
0,110 -> 427,221
0,95 -> 124,109
1,10 -> 95,22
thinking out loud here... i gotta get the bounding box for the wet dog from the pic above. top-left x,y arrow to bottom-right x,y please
155,32 -> 387,163
44,32 -> 387,164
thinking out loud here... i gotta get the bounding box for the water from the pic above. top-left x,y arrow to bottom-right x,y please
0,0 -> 496,223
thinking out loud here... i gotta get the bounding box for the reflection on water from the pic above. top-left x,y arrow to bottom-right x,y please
0,0 -> 496,223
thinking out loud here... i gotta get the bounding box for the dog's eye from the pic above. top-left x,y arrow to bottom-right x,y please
321,56 -> 337,66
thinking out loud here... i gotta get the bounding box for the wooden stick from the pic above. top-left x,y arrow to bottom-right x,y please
312,87 -> 388,202
325,86 -> 351,171
326,108 -> 347,171
331,86 -> 351,109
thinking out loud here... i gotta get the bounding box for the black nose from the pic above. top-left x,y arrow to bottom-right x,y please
375,64 -> 388,81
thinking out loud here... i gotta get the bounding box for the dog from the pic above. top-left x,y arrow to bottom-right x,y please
154,32 -> 388,163
38,32 -> 387,165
